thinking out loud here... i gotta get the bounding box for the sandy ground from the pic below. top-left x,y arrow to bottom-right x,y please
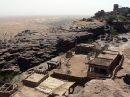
68,54 -> 88,77
0,16 -> 49,40
0,16 -> 77,40
55,54 -> 88,78
73,19 -> 104,27
12,85 -> 48,97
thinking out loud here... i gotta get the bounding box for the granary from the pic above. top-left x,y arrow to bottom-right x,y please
0,83 -> 17,97
75,43 -> 95,54
87,50 -> 123,78
47,57 -> 61,69
34,63 -> 48,74
23,73 -> 49,87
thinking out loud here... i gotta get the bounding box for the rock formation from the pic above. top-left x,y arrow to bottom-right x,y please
0,23 -> 105,72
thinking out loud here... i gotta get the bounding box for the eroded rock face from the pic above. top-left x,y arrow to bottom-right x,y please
0,30 -> 58,72
0,23 -> 105,72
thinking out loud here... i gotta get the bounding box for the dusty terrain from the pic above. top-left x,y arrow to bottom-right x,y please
0,15 -> 130,97
70,79 -> 130,97
13,86 -> 48,97
1,4 -> 130,97
12,38 -> 130,97
0,17 -> 104,74
68,33 -> 130,97
54,54 -> 88,78
0,16 -> 78,40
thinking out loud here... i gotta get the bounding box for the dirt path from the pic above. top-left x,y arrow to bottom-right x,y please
12,85 -> 48,97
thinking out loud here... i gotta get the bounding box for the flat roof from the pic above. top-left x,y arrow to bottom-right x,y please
25,73 -> 46,83
54,54 -> 87,78
47,56 -> 61,65
36,77 -> 74,96
97,53 -> 118,60
76,43 -> 95,48
88,58 -> 113,68
88,50 -> 119,68
51,56 -> 61,61
103,50 -> 119,55
52,81 -> 74,96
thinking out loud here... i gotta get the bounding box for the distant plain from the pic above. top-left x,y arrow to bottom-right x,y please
0,16 -> 86,40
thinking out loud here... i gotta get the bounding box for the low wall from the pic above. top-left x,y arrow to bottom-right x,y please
87,71 -> 109,79
111,55 -> 124,80
0,84 -> 17,97
22,74 -> 49,87
51,72 -> 90,83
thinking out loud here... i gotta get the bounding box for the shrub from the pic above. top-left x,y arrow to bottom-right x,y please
117,15 -> 127,21
66,70 -> 71,75
81,18 -> 87,21
106,15 -> 116,23
87,18 -> 93,22
0,72 -> 17,82
66,63 -> 71,68
110,28 -> 119,36
106,15 -> 127,23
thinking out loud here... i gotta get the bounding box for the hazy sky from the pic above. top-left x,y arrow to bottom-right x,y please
0,0 -> 130,16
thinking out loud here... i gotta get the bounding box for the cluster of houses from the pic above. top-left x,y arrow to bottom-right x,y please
0,43 -> 124,97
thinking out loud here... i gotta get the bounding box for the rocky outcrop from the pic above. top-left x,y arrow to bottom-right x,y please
94,4 -> 130,33
0,23 -> 105,72
68,79 -> 130,97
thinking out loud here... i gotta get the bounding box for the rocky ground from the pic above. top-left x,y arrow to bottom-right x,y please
67,33 -> 130,97
1,16 -> 130,97
2,4 -> 130,97
12,32 -> 130,97
68,79 -> 130,97
0,19 -> 104,76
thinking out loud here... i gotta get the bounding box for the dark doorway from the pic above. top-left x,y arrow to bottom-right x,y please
17,57 -> 31,71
